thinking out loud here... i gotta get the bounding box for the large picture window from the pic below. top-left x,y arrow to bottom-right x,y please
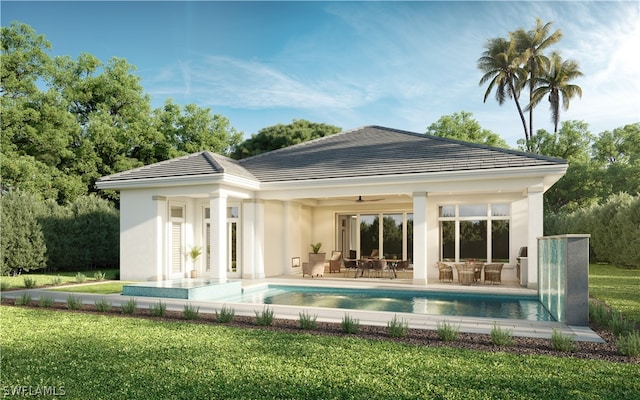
439,204 -> 510,263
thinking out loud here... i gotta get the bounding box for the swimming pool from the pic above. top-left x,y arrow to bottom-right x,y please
233,285 -> 554,321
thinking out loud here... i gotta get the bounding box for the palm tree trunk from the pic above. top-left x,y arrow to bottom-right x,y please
509,81 -> 529,142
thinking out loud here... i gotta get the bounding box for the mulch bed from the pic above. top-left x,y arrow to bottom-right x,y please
2,298 -> 638,364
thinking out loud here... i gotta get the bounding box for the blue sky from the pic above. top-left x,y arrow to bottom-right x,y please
3,1 -> 639,147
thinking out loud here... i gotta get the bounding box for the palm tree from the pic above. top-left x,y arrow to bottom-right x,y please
477,37 -> 529,142
513,18 -> 563,142
527,52 -> 583,133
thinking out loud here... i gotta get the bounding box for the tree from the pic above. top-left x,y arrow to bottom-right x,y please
231,119 -> 341,159
425,111 -> 509,148
592,123 -> 640,198
477,37 -> 529,141
530,121 -> 598,213
152,100 -> 243,158
527,52 -> 583,133
0,191 -> 47,275
513,18 -> 563,140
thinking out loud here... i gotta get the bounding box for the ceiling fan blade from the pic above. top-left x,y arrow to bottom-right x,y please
356,196 -> 384,203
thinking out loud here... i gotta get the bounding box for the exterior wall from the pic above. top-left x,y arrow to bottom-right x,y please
119,190 -> 166,281
263,201 -> 285,277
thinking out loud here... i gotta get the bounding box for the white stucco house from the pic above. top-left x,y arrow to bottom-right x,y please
96,126 -> 567,288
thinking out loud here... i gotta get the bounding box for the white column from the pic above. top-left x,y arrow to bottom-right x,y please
282,201 -> 301,275
412,192 -> 428,285
527,186 -> 544,289
152,196 -> 167,280
209,190 -> 228,281
242,199 -> 265,279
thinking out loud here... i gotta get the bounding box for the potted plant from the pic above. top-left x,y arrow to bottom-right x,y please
305,242 -> 326,277
187,245 -> 202,278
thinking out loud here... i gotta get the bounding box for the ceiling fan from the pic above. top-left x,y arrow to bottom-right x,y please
355,195 -> 384,203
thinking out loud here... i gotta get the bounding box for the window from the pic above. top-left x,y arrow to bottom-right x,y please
439,204 -> 510,263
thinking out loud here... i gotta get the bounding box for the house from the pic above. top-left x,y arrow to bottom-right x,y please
96,126 -> 567,288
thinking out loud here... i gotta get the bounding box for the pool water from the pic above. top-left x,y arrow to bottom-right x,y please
233,285 -> 554,321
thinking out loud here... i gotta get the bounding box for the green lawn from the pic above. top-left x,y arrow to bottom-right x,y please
1,306 -> 638,400
589,264 -> 640,322
0,269 -> 119,290
49,281 -> 131,294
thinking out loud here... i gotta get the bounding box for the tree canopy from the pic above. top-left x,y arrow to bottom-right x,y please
478,18 -> 582,151
1,21 -> 243,204
425,111 -> 509,148
231,119 -> 341,159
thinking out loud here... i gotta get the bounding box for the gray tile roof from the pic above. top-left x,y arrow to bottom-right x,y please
97,126 -> 566,185
97,151 -> 257,183
238,126 -> 567,182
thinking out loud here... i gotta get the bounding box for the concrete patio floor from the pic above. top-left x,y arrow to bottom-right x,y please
3,273 -> 604,343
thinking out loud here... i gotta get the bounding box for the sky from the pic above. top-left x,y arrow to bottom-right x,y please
3,1 -> 639,147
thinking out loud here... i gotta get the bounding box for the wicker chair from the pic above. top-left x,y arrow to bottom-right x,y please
328,251 -> 342,273
484,263 -> 504,285
466,261 -> 484,283
436,262 -> 453,282
454,263 -> 475,285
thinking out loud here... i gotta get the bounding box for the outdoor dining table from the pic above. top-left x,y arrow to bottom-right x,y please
353,259 -> 396,279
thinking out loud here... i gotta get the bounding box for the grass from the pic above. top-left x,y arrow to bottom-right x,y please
0,269 -> 119,290
50,281 -> 130,294
1,306 -> 639,400
589,263 -> 640,322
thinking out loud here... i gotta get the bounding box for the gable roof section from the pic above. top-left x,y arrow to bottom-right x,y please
238,126 -> 567,182
97,151 -> 257,184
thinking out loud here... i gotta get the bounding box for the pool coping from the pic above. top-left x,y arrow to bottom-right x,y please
2,278 -> 604,343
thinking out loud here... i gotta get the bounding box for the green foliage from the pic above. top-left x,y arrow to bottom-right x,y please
0,191 -> 47,275
231,119 -> 341,159
386,315 -> 409,338
23,276 -> 37,289
609,313 -> 635,338
183,303 -> 200,320
120,297 -> 137,314
341,314 -> 360,334
3,307 -> 640,399
616,331 -> 640,357
426,111 -> 509,148
589,300 -> 611,328
94,271 -> 106,281
75,272 -> 87,283
37,296 -> 54,308
546,194 -> 639,266
436,321 -> 460,342
52,275 -> 63,285
254,306 -> 274,326
66,294 -> 82,310
94,298 -> 112,312
14,293 -> 32,306
0,281 -> 9,291
309,242 -> 322,254
551,328 -> 576,352
149,300 -> 167,317
215,305 -> 235,323
490,323 -> 514,346
298,311 -> 318,330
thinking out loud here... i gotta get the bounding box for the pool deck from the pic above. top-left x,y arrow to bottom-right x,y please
2,275 -> 604,343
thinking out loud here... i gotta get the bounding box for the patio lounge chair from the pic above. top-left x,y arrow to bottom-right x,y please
484,263 -> 504,285
436,262 -> 453,282
328,251 -> 342,273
